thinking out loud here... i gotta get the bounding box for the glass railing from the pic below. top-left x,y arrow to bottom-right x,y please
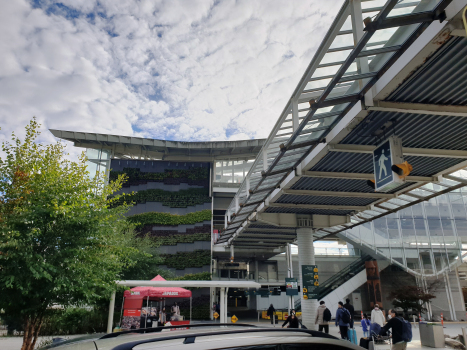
314,247 -> 361,256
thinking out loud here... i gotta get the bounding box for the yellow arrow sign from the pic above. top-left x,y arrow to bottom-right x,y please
231,315 -> 238,323
213,312 -> 219,319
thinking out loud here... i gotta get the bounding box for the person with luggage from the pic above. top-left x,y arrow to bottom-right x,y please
282,313 -> 300,328
379,309 -> 412,350
344,298 -> 355,329
315,301 -> 331,334
371,304 -> 386,327
335,301 -> 351,340
361,313 -> 371,337
267,304 -> 276,325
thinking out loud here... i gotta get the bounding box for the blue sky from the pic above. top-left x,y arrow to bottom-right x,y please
0,0 -> 343,156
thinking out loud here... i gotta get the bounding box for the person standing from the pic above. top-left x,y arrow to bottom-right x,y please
344,298 -> 355,328
335,301 -> 351,340
282,314 -> 299,328
171,302 -> 180,317
159,307 -> 167,325
315,301 -> 330,334
371,304 -> 385,327
379,309 -> 411,350
361,313 -> 371,337
267,304 -> 276,325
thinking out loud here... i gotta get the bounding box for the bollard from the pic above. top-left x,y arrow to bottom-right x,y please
419,313 -> 421,322
361,311 -> 363,319
441,313 -> 444,326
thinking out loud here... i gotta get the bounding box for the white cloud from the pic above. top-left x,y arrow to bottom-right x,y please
0,0 -> 344,156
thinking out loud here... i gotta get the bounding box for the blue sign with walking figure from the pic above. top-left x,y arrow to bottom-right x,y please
373,140 -> 393,189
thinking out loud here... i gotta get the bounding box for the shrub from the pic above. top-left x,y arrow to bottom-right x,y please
160,250 -> 211,270
128,210 -> 212,228
112,188 -> 210,208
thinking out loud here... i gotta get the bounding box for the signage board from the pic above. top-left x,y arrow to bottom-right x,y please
285,278 -> 299,296
301,265 -> 319,299
231,315 -> 238,323
213,312 -> 219,319
373,135 -> 403,192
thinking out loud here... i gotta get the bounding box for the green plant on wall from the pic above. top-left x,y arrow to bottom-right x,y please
160,250 -> 211,270
112,188 -> 210,208
155,233 -> 210,246
109,167 -> 209,183
128,209 -> 212,228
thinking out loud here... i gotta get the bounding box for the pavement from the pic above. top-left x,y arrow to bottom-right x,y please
1,321 -> 465,350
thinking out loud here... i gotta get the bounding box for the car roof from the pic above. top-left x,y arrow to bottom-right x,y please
91,325 -> 358,350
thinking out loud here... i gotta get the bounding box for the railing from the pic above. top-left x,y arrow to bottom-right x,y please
314,247 -> 361,256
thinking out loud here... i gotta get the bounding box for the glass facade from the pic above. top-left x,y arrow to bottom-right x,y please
214,159 -> 254,184
85,148 -> 111,181
342,187 -> 467,277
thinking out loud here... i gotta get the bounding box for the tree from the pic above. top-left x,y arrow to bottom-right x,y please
0,119 -> 136,350
389,285 -> 436,316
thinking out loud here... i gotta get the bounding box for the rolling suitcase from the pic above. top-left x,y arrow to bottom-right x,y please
360,338 -> 370,349
347,328 -> 357,344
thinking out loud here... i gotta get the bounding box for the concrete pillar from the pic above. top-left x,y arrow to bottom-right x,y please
220,287 -> 225,323
297,228 -> 318,330
255,260 -> 259,282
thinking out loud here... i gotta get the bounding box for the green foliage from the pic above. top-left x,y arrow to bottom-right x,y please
389,285 -> 436,314
160,250 -> 211,270
120,233 -> 173,281
109,167 -> 209,183
0,119 -> 137,350
155,233 -> 210,246
128,209 -> 212,227
180,306 -> 210,320
112,188 -> 210,208
169,272 -> 212,281
39,308 -> 110,335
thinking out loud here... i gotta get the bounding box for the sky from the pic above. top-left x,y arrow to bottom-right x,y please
0,0 -> 344,157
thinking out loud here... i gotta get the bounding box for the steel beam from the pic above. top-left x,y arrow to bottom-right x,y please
268,203 -> 367,211
282,189 -> 396,199
369,101 -> 467,117
328,144 -> 467,159
301,170 -> 434,182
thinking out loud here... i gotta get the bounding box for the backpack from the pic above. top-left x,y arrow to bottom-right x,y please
399,317 -> 412,342
341,308 -> 351,324
323,308 -> 332,322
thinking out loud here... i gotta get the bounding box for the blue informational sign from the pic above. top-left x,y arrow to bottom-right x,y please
373,140 -> 394,189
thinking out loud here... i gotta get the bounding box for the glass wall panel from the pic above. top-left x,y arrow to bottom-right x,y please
374,218 -> 390,257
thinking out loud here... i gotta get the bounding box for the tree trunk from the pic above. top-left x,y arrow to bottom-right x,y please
21,314 -> 44,350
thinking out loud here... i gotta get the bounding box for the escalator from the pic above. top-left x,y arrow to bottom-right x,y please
295,254 -> 374,311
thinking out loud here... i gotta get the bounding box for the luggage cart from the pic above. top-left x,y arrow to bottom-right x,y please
369,331 -> 391,350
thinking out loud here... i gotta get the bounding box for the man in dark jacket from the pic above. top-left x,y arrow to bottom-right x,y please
282,314 -> 299,328
344,298 -> 355,328
379,309 -> 408,350
267,304 -> 276,325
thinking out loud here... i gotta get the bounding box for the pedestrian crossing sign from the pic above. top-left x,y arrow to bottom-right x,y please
373,136 -> 404,192
213,312 -> 219,319
231,315 -> 238,323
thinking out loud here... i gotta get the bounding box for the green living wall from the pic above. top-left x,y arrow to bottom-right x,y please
113,188 -> 210,208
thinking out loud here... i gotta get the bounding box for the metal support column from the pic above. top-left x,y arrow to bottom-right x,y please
107,290 -> 116,333
255,260 -> 259,282
297,228 -> 318,330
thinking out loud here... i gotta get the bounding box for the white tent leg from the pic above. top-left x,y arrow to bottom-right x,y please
107,290 -> 116,333
190,296 -> 192,323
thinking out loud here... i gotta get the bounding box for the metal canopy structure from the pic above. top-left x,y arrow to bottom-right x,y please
218,0 -> 467,248
50,129 -> 265,161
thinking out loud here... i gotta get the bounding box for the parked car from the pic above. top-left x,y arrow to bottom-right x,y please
38,323 -> 363,350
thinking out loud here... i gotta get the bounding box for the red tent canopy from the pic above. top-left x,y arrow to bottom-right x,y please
123,275 -> 192,299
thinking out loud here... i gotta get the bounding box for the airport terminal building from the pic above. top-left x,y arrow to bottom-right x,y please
51,0 -> 467,328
